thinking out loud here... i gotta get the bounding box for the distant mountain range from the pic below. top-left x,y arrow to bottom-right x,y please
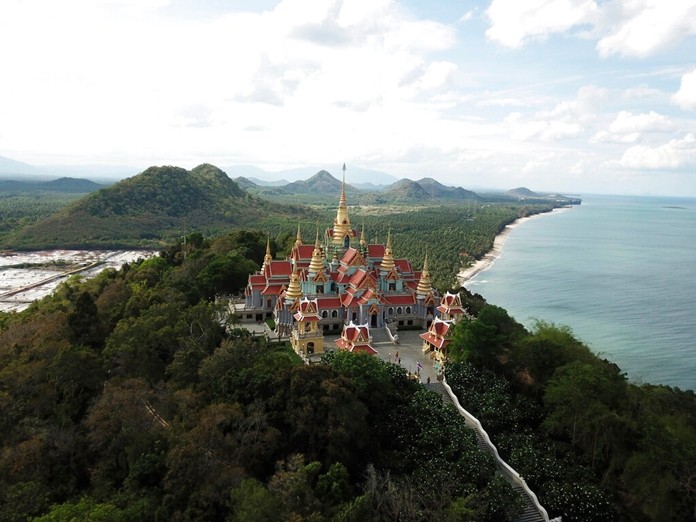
0,177 -> 104,193
1,157 -> 581,248
0,154 -> 136,181
237,171 -> 481,203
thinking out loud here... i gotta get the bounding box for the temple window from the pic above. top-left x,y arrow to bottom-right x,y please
316,285 -> 324,294
397,307 -> 403,314
331,310 -> 338,318
322,311 -> 328,319
406,306 -> 412,314
388,282 -> 396,291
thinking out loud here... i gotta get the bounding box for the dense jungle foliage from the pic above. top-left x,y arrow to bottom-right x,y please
446,305 -> 696,522
0,232 -> 525,522
0,192 -> 83,245
2,229 -> 694,520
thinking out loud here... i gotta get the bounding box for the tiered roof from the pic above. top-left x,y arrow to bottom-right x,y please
335,322 -> 377,354
420,317 -> 454,350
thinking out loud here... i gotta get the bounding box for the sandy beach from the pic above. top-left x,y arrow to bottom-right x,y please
457,217 -> 532,285
457,207 -> 571,285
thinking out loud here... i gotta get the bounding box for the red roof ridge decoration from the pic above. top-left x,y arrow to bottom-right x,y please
335,321 -> 377,355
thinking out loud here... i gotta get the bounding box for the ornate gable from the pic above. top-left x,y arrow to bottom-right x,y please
368,303 -> 380,315
386,267 -> 400,281
349,250 -> 366,267
358,272 -> 377,290
313,271 -> 328,283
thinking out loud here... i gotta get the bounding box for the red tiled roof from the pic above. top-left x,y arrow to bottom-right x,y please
294,312 -> 320,321
367,244 -> 385,258
384,294 -> 416,305
292,245 -> 315,260
316,296 -> 342,308
348,269 -> 368,286
437,305 -> 465,314
341,293 -> 358,307
340,247 -> 359,265
357,287 -> 378,304
332,271 -> 350,284
420,331 -> 448,350
394,259 -> 412,273
261,284 -> 286,295
335,323 -> 377,354
268,260 -> 292,277
404,280 -> 418,291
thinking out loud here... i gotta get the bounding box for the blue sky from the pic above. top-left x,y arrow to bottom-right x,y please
1,0 -> 695,196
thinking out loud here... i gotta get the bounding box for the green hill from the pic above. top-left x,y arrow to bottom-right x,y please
382,179 -> 433,201
283,169 -> 362,196
5,164 -> 306,249
416,177 -> 480,200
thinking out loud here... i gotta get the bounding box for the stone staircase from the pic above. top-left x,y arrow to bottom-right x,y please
513,484 -> 546,522
424,382 -> 549,522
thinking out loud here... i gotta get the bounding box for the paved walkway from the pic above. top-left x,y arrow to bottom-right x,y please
367,328 -> 440,382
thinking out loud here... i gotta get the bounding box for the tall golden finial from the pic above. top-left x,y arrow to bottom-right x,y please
417,251 -> 432,297
308,227 -> 324,274
381,227 -> 395,272
294,221 -> 302,247
360,223 -> 367,246
285,264 -> 303,301
339,163 -> 347,210
332,163 -> 352,247
262,235 -> 272,269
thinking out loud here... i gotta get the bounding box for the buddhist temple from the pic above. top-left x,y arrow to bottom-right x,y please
240,164 -> 442,359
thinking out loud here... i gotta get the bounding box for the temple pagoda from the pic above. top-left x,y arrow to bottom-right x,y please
241,165 -> 441,358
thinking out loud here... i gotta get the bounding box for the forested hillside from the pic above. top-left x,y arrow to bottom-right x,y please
0,232 -> 522,522
3,164 -> 308,249
445,306 -> 696,521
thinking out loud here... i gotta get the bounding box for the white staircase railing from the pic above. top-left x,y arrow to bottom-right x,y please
441,376 -> 555,522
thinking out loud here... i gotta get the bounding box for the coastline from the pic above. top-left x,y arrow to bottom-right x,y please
457,217 -> 531,285
457,208 -> 569,285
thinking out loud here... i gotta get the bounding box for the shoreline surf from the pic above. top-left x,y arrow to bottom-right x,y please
457,208 -> 568,285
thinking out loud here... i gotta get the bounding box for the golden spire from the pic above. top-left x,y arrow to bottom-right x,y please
417,252 -> 432,297
262,236 -> 272,269
381,228 -> 395,272
308,228 -> 324,273
360,223 -> 367,247
285,265 -> 303,301
339,163 -> 347,209
332,163 -> 352,247
294,221 -> 302,247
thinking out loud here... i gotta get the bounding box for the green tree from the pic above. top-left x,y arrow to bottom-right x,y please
449,304 -> 526,370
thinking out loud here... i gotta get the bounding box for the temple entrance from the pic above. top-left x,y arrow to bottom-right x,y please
371,313 -> 377,327
307,342 -> 315,354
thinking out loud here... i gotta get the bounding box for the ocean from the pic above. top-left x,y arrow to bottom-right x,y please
464,195 -> 696,391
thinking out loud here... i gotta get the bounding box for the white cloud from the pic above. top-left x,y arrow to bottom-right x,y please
592,110 -> 674,143
672,69 -> 696,110
620,133 -> 696,168
609,110 -> 673,133
501,85 -> 605,142
485,0 -> 598,48
486,0 -> 696,58
596,0 -> 696,58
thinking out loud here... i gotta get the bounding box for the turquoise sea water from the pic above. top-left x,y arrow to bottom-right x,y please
465,195 -> 696,391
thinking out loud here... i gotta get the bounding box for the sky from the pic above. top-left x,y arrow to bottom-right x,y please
1,0 -> 695,196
